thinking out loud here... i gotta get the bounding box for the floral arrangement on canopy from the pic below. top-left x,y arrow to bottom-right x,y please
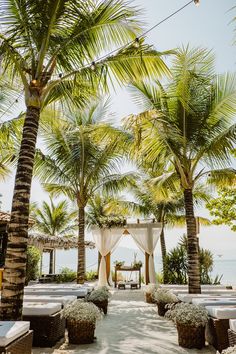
96,215 -> 126,229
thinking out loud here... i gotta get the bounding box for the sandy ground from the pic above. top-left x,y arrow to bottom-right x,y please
33,289 -> 215,354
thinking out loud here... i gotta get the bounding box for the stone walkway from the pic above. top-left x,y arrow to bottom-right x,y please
33,290 -> 215,354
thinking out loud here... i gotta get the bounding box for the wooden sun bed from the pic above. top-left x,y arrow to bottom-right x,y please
0,321 -> 33,354
22,303 -> 65,347
205,306 -> 236,352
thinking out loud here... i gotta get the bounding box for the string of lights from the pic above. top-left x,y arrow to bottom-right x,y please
55,0 -> 199,77
0,0 -> 200,120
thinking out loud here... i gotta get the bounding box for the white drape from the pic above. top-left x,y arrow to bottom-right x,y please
128,226 -> 161,284
92,227 -> 123,287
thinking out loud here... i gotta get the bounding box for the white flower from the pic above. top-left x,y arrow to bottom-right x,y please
153,289 -> 178,304
144,284 -> 158,295
173,303 -> 208,327
86,287 -> 110,302
62,300 -> 101,323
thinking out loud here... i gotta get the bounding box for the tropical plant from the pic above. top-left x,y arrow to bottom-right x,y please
35,101 -> 137,284
130,178 -> 210,283
207,187 -> 236,231
164,235 -> 221,285
57,267 -> 76,283
25,246 -> 41,285
0,0 -> 170,320
32,198 -> 77,273
125,46 -> 236,293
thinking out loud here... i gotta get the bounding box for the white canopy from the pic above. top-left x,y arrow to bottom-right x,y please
91,223 -> 161,287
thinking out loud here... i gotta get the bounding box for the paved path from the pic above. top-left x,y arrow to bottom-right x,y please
33,290 -> 215,354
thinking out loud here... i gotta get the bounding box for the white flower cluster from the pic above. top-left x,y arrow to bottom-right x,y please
218,346 -> 236,354
153,288 -> 178,304
87,287 -> 110,302
172,303 -> 208,327
144,284 -> 158,295
62,300 -> 101,323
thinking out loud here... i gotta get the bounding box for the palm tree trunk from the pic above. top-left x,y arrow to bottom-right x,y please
49,250 -> 54,274
160,225 -> 167,284
77,206 -> 85,284
184,188 -> 201,294
0,106 -> 40,320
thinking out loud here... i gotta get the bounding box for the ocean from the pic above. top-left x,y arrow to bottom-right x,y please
42,247 -> 236,286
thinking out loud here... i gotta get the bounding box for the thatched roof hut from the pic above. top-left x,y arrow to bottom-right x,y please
28,232 -> 95,251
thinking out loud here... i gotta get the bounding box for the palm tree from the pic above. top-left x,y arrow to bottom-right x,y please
130,177 -> 210,283
0,0 -> 170,319
32,198 -> 77,273
125,46 -> 236,293
35,101 -> 136,284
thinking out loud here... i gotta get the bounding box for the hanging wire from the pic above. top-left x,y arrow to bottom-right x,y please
0,90 -> 24,122
0,0 -> 198,119
54,0 -> 196,76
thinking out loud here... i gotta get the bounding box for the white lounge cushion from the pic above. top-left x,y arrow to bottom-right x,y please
178,294 -> 222,303
230,319 -> 236,332
23,302 -> 61,316
0,321 -> 30,347
192,298 -> 236,307
205,306 -> 236,319
24,295 -> 76,305
24,289 -> 88,297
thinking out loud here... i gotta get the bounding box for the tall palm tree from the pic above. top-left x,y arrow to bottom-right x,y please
0,0 -> 170,319
35,101 -> 136,284
125,46 -> 236,293
130,177 -> 210,283
32,198 -> 77,273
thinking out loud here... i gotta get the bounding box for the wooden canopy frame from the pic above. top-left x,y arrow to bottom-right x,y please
97,221 -> 161,285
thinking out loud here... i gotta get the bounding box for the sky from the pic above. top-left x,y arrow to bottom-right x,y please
1,0 -> 236,259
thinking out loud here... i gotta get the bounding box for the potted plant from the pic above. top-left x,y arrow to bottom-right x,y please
63,300 -> 101,344
174,303 -> 208,349
153,288 -> 178,316
114,260 -> 125,269
86,287 -> 110,314
144,284 -> 158,304
133,260 -> 142,269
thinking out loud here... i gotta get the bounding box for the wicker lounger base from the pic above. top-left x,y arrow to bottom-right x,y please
228,329 -> 236,347
0,330 -> 33,354
206,317 -> 229,352
23,310 -> 65,347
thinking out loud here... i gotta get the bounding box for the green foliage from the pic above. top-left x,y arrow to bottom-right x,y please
164,235 -> 221,285
85,270 -> 97,281
57,267 -> 76,283
156,273 -> 163,284
207,188 -> 236,231
25,246 -> 41,285
32,198 -> 77,236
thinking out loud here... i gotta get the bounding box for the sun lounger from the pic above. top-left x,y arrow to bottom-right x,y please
24,295 -> 76,306
0,321 -> 33,354
192,297 -> 236,307
205,305 -> 236,351
228,319 -> 236,346
24,287 -> 89,298
177,293 -> 235,303
22,302 -> 65,347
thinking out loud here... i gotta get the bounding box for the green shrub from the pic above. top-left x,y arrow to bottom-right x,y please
164,235 -> 221,284
86,270 -> 97,281
57,267 -> 76,283
25,246 -> 41,285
